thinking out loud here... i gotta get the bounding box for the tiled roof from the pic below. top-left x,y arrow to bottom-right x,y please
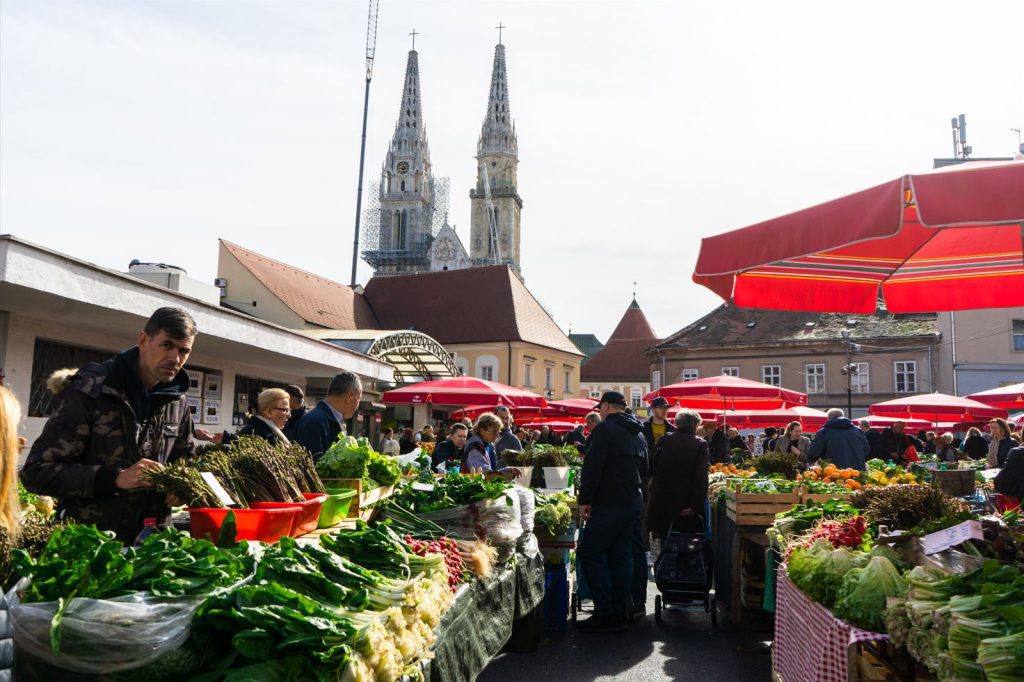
569,333 -> 604,364
581,299 -> 660,382
653,304 -> 938,351
220,240 -> 380,330
362,265 -> 582,356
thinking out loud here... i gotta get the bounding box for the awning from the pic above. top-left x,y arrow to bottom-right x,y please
301,329 -> 460,383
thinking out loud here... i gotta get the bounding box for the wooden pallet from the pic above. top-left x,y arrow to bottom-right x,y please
725,488 -> 801,526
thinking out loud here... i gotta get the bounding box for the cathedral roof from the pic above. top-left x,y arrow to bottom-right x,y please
363,265 -> 581,356
580,299 -> 660,382
477,44 -> 517,157
220,240 -> 380,330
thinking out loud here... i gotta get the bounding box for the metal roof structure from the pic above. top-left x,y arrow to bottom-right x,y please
300,329 -> 460,384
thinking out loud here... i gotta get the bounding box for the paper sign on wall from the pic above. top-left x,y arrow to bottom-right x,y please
921,519 -> 984,555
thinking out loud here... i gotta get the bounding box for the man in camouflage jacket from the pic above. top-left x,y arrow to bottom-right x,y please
22,308 -> 197,543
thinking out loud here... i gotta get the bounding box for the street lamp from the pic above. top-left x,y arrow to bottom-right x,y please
840,331 -> 859,416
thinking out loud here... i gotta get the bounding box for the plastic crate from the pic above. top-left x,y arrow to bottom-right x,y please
251,493 -> 329,536
188,507 -> 298,543
542,563 -> 570,631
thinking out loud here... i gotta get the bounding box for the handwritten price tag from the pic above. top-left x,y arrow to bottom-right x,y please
200,471 -> 237,508
921,519 -> 984,555
412,482 -> 435,492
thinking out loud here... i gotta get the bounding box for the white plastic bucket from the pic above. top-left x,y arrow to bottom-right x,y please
511,466 -> 534,487
542,466 -> 570,489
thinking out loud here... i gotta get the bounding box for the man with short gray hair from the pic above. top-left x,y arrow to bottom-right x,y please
293,371 -> 363,460
858,418 -> 884,459
807,407 -> 869,470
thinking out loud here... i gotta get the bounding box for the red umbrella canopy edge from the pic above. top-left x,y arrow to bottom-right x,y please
645,375 -> 807,410
692,160 -> 1024,313
381,377 -> 548,408
965,382 -> 1024,410
868,392 -> 1008,422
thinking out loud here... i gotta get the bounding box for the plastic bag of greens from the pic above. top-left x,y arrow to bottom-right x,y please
420,490 -> 523,544
514,485 -> 535,534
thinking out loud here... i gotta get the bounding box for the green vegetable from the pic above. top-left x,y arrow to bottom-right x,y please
534,491 -> 573,538
388,473 -> 512,514
317,435 -> 373,481
851,484 -> 963,530
977,631 -> 1024,681
833,555 -> 907,632
366,450 -> 401,487
753,451 -> 800,480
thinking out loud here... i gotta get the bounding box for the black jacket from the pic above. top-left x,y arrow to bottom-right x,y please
863,428 -> 885,459
237,415 -> 286,446
996,438 -> 1015,468
995,446 -> 1024,499
293,400 -> 343,460
563,427 -> 586,447
431,439 -> 464,471
963,434 -> 989,460
880,428 -> 923,464
22,347 -> 193,543
807,417 -> 870,470
708,428 -> 730,464
646,430 -> 709,538
578,412 -> 648,508
641,418 -> 676,458
282,404 -> 307,440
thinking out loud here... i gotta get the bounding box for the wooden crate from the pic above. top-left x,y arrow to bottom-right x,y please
856,648 -> 893,681
321,478 -> 395,521
724,487 -> 801,526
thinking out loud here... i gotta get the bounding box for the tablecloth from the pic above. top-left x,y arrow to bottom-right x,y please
773,568 -> 887,682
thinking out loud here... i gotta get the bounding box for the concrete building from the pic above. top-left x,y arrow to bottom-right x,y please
935,308 -> 1024,396
579,298 -> 660,412
0,235 -> 395,457
646,304 -> 942,419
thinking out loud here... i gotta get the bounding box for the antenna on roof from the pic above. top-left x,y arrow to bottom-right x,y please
951,114 -> 972,159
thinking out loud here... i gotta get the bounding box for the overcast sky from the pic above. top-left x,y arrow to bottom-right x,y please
2,1 -> 1022,342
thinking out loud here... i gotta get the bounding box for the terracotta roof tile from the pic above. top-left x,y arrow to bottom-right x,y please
581,299 -> 660,382
220,240 -> 380,330
362,266 -> 581,355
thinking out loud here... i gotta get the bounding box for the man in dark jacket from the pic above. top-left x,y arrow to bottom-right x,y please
563,423 -> 586,448
281,384 -> 307,440
881,421 -> 924,465
293,371 -> 362,460
22,308 -> 197,543
707,424 -> 730,464
642,397 -> 677,456
807,408 -> 870,470
576,392 -> 648,633
858,419 -> 885,460
431,423 -> 468,472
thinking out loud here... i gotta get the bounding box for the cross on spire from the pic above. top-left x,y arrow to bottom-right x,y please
495,23 -> 506,45
409,28 -> 418,50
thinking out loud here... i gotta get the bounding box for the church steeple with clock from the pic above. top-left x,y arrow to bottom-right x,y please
364,45 -> 439,276
469,35 -> 523,274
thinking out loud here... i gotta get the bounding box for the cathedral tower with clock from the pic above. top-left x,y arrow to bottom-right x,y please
469,41 -> 522,274
362,48 -> 439,276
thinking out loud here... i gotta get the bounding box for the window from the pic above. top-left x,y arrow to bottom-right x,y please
480,366 -> 494,381
630,389 -> 643,409
590,389 -> 601,399
545,367 -> 553,390
805,364 -> 825,394
29,339 -> 114,417
564,370 -> 572,393
523,364 -> 533,387
652,370 -> 662,392
721,366 -> 739,377
895,361 -> 917,393
1013,320 -> 1024,351
681,369 -> 699,382
851,362 -> 870,393
762,365 -> 781,387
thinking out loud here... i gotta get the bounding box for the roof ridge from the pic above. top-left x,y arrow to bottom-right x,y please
220,239 -> 352,290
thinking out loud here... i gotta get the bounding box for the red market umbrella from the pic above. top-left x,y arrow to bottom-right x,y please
548,398 -> 602,416
868,393 -> 1007,423
966,383 -> 1024,410
646,375 -> 807,411
864,416 -> 935,432
381,378 -> 548,408
523,419 -> 582,434
692,159 -> 1024,313
666,406 -> 725,423
449,404 -> 550,420
723,406 -> 830,432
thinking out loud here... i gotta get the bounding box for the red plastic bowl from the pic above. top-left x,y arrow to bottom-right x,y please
188,507 -> 299,543
251,493 -> 329,537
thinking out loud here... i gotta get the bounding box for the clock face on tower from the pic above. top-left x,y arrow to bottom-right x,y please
397,161 -> 409,174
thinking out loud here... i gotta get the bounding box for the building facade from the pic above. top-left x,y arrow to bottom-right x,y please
646,305 -> 943,419
935,308 -> 1024,396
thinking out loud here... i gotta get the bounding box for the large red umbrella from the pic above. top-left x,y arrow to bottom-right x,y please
522,419 -> 582,434
966,383 -> 1024,410
869,393 -> 1007,423
667,406 -> 725,423
864,416 -> 935,432
381,378 -> 547,408
723,406 -> 830,432
645,375 -> 807,410
449,404 -> 550,420
692,159 -> 1024,313
548,398 -> 602,416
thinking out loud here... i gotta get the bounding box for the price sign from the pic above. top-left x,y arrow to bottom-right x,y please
921,519 -> 984,555
200,472 -> 237,507
412,482 -> 435,492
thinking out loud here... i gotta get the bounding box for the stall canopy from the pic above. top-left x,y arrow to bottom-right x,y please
646,375 -> 807,411
868,392 -> 1007,423
719,406 -> 831,432
965,383 -> 1024,410
381,377 -> 548,408
301,329 -> 461,384
692,159 -> 1024,313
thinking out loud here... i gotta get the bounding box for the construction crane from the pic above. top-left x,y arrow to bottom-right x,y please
350,0 -> 381,286
480,162 -> 503,265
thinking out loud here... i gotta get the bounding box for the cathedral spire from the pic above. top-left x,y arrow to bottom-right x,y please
478,43 -> 517,156
394,49 -> 427,150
